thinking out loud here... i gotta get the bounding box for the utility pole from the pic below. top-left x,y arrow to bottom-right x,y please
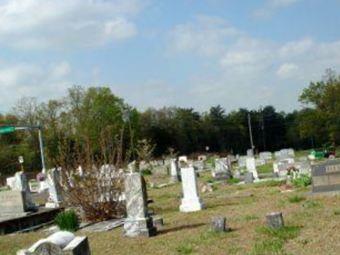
260,107 -> 266,150
248,112 -> 254,153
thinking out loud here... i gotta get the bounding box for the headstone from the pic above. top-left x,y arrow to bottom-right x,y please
179,166 -> 204,212
197,155 -> 207,161
255,158 -> 266,166
238,156 -> 247,168
277,148 -> 295,160
234,170 -> 241,179
312,160 -> 340,193
17,231 -> 91,255
244,172 -> 254,184
210,216 -> 229,232
170,159 -> 180,182
0,190 -> 30,217
247,149 -> 254,157
274,151 -> 281,159
276,158 -> 295,177
212,158 -> 231,180
152,216 -> 164,227
266,212 -> 284,229
45,168 -> 63,208
294,160 -> 311,175
259,152 -> 272,162
246,157 -> 258,180
8,172 -> 36,210
193,160 -> 205,172
178,156 -> 188,163
123,173 -> 157,237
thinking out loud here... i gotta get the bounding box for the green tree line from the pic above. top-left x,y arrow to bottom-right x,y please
0,70 -> 339,176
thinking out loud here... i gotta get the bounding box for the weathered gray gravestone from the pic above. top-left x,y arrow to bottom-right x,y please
210,216 -> 229,232
212,158 -> 231,180
312,159 -> 340,193
123,173 -> 157,237
46,168 -> 63,208
244,172 -> 254,184
266,212 -> 284,229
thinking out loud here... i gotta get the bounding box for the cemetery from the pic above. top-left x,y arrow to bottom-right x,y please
0,147 -> 340,254
0,2 -> 339,254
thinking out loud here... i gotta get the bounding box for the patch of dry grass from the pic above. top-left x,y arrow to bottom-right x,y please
1,172 -> 340,254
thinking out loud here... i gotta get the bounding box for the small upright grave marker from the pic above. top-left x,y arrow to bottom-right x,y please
266,212 -> 284,229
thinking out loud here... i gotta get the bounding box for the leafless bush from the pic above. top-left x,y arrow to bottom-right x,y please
56,127 -> 127,222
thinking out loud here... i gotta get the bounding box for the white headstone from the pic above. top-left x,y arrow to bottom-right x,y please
246,157 -> 259,180
178,156 -> 188,163
179,167 -> 204,212
170,159 -> 180,182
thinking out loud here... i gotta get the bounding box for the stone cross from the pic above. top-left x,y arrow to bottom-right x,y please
123,173 -> 157,237
179,166 -> 204,212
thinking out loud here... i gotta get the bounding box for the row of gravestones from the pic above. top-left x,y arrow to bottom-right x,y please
14,157 -> 340,254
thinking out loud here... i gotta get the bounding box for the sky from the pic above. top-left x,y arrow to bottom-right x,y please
0,0 -> 340,114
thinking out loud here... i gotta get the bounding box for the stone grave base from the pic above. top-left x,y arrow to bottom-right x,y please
123,217 -> 157,237
180,198 -> 204,212
0,207 -> 63,235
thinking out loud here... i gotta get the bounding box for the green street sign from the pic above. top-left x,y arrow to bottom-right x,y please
0,126 -> 16,134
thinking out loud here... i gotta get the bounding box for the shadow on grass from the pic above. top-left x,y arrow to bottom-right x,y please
158,223 -> 206,235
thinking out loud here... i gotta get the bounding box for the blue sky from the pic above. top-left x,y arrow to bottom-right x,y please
0,0 -> 340,114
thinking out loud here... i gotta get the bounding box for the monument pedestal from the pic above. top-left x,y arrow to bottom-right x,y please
179,197 -> 204,212
124,217 -> 157,237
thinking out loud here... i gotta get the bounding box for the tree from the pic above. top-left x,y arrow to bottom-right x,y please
299,69 -> 340,146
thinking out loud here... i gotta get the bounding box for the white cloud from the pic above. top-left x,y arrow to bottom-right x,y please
168,15 -> 242,57
0,0 -> 143,50
278,38 -> 314,58
0,61 -> 73,111
276,63 -> 299,78
165,16 -> 340,112
253,0 -> 301,18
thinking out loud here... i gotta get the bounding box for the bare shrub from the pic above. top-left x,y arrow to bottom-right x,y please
57,127 -> 127,222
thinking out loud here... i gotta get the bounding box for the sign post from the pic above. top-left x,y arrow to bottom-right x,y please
0,125 -> 46,173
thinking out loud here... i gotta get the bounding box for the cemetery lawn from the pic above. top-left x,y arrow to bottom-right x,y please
1,173 -> 340,255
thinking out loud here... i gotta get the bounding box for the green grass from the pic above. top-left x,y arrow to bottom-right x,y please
288,195 -> 305,203
302,200 -> 323,209
292,174 -> 312,188
176,244 -> 193,254
254,180 -> 285,188
257,163 -> 273,174
252,226 -> 301,255
227,178 -> 241,184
